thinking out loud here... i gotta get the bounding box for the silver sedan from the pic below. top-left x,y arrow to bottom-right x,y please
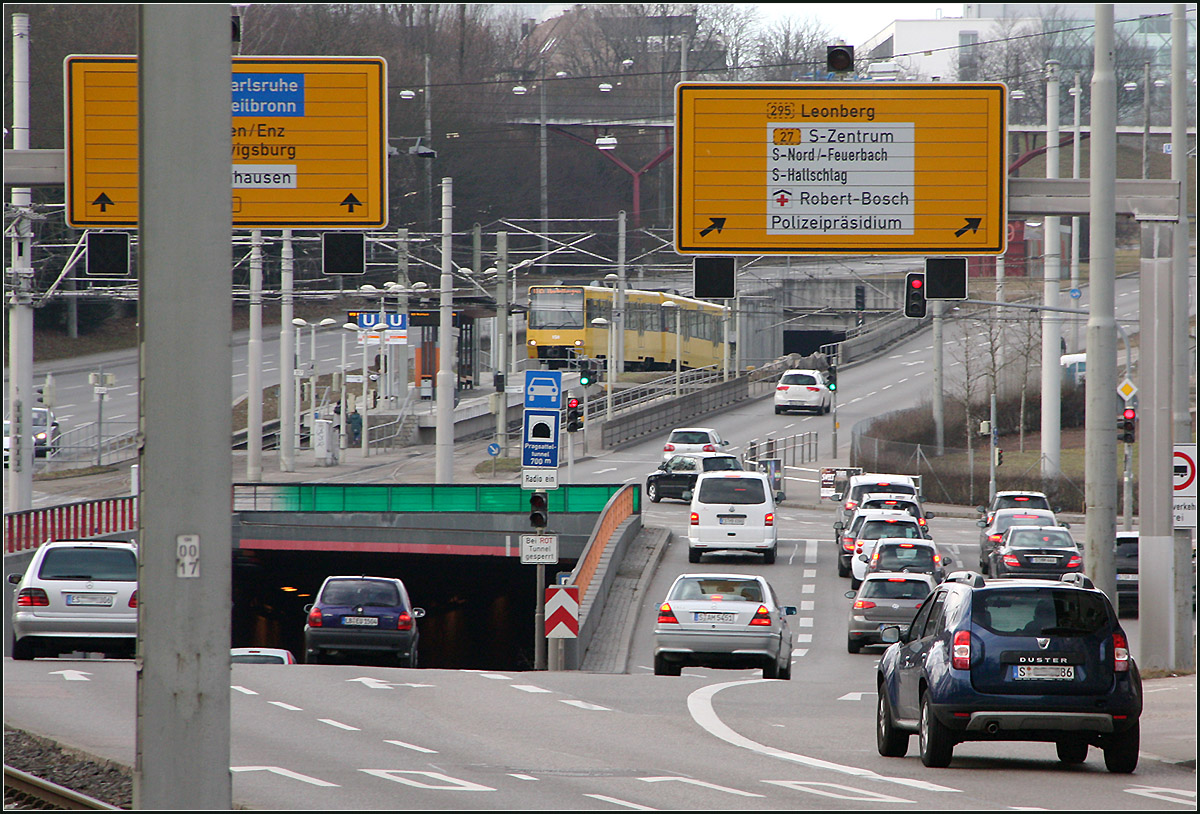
653,573 -> 796,679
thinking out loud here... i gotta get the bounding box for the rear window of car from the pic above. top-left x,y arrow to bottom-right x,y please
669,431 -> 712,445
321,579 -> 401,607
864,499 -> 920,516
996,512 -> 1054,530
1007,529 -> 1076,548
780,373 -> 817,385
38,547 -> 137,581
852,482 -> 915,501
671,578 -> 763,602
995,495 -> 1050,511
231,653 -> 287,664
860,520 -> 921,539
875,544 -> 936,569
863,578 -> 931,600
697,477 -> 766,505
973,589 -> 1111,636
701,457 -> 742,472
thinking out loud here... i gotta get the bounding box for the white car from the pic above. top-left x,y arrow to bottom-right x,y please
845,510 -> 927,589
773,369 -> 831,414
687,471 -> 779,564
231,647 -> 297,664
662,427 -> 729,460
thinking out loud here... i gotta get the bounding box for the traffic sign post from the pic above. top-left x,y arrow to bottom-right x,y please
675,82 -> 1007,255
522,371 -> 562,486
65,56 -> 388,229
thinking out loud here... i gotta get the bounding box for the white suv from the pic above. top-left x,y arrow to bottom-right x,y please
688,472 -> 779,564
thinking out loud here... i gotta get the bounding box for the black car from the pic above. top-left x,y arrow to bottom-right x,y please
645,452 -> 742,503
303,575 -> 425,666
1114,531 -> 1139,616
875,572 -> 1142,773
988,525 -> 1083,579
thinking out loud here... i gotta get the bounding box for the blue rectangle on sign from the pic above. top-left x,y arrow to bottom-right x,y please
232,74 -> 305,117
522,410 -> 559,468
524,370 -> 563,410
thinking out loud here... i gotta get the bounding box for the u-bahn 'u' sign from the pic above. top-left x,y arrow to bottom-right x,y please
675,82 -> 1007,255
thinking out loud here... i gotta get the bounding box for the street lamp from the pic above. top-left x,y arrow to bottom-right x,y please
292,317 -> 337,451
590,317 -> 615,421
661,301 -> 681,397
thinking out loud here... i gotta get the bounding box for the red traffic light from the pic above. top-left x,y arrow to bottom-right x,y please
909,277 -> 923,290
1122,407 -> 1136,420
567,397 -> 579,409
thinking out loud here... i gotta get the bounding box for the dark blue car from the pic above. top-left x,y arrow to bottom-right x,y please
304,575 -> 425,667
875,572 -> 1142,772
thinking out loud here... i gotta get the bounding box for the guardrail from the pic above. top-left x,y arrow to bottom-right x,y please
5,496 -> 138,553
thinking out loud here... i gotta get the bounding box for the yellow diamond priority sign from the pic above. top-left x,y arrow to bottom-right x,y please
675,82 -> 1007,255
65,55 -> 387,229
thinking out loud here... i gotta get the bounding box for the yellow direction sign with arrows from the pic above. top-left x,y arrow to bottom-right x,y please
65,55 -> 387,229
675,82 -> 1007,255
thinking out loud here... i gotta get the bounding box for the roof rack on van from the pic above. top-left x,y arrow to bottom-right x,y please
1059,573 -> 1095,589
944,571 -> 986,588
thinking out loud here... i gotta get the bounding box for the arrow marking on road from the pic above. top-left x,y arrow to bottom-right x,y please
49,670 -> 91,681
838,691 -> 876,701
349,676 -> 396,689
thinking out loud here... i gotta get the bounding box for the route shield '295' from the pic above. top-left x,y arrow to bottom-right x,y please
675,82 -> 1007,255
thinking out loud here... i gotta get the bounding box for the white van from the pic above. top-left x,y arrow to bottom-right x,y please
687,471 -> 779,565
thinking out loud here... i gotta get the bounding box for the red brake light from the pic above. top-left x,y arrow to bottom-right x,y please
1067,555 -> 1082,568
898,543 -> 914,548
842,539 -> 855,552
690,512 -> 699,526
853,599 -> 876,610
952,630 -> 971,669
658,603 -> 678,624
749,605 -> 773,626
702,444 -> 716,452
664,443 -> 675,452
1014,496 -> 1029,501
1002,554 -> 1021,567
989,533 -> 1003,542
397,612 -> 413,631
128,590 -> 138,609
1113,632 -> 1129,672
307,606 -> 323,627
917,517 -> 927,526
764,513 -> 774,527
777,385 -> 788,391
16,588 -> 49,607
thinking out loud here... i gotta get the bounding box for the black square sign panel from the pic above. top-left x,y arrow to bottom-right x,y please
925,257 -> 968,299
693,256 -> 735,299
323,232 -> 366,275
86,232 -> 130,275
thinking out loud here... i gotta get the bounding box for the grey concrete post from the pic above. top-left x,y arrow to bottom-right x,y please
496,232 -> 509,455
247,230 -> 263,481
1040,60 -> 1062,483
280,230 -> 295,471
436,178 -> 455,482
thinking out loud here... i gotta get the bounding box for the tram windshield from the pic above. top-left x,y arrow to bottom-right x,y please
529,288 -> 585,329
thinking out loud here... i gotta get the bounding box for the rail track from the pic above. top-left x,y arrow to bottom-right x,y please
3,765 -> 121,810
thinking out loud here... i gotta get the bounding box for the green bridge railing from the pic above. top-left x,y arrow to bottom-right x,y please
231,483 -> 638,514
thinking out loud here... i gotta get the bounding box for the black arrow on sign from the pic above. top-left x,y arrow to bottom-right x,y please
92,193 -> 114,212
699,217 -> 726,237
955,217 -> 981,237
341,194 -> 362,212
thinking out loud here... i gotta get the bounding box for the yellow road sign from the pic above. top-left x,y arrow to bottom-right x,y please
675,82 -> 1007,255
65,55 -> 387,229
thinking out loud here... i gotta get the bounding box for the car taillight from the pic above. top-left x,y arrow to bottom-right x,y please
702,444 -> 716,452
989,533 -> 1003,543
657,603 -> 678,624
917,517 -> 927,526
853,599 -> 876,610
663,443 -> 675,452
1002,554 -> 1021,567
1067,555 -> 1082,568
307,606 -> 323,627
777,385 -> 789,391
842,537 -> 855,552
806,386 -> 819,392
690,512 -> 699,526
749,605 -> 773,626
952,630 -> 971,669
764,513 -> 774,527
870,550 -> 880,563
1113,632 -> 1129,672
16,588 -> 49,607
397,612 -> 413,631
844,500 -> 857,513
932,554 -> 941,564
128,590 -> 138,609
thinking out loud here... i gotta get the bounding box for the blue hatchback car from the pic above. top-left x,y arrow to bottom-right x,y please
875,572 -> 1142,772
304,575 -> 425,667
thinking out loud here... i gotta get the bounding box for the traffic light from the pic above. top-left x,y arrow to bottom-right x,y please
993,446 -> 1004,467
1120,407 -> 1136,443
529,490 -> 549,529
579,363 -> 593,387
904,272 -> 927,318
566,397 -> 583,433
826,366 -> 837,392
854,285 -> 866,311
827,45 -> 854,74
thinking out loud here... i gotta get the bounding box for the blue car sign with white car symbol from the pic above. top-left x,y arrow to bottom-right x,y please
524,371 -> 562,409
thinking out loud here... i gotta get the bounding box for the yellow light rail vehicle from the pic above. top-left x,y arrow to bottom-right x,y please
527,284 -> 729,372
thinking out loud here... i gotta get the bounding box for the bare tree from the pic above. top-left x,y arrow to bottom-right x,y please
750,13 -> 832,81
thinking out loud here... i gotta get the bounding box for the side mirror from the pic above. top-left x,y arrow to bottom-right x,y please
833,522 -> 845,533
858,554 -> 870,563
775,491 -> 785,503
303,603 -> 313,613
976,505 -> 987,513
942,555 -> 953,566
681,489 -> 693,501
721,439 -> 729,446
976,519 -> 987,528
657,462 -> 669,471
880,625 -> 901,644
412,608 -> 426,618
925,511 -> 936,519
844,590 -> 857,599
7,573 -> 22,585
784,606 -> 797,616
1060,522 -> 1070,528
1054,506 -> 1063,513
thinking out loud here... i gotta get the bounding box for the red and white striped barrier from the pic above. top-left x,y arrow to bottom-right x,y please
4,497 -> 138,554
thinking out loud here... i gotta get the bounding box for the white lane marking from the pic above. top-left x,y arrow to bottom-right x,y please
800,601 -> 814,611
595,467 -> 617,474
805,539 -> 818,564
509,773 -> 538,781
319,718 -> 360,731
560,699 -> 611,711
232,766 -> 338,787
639,776 -> 762,797
838,691 -> 877,701
477,673 -> 511,680
764,780 -> 912,803
1124,786 -> 1196,805
49,670 -> 91,681
511,684 -> 552,693
798,618 -> 814,627
385,739 -> 438,754
584,794 -> 656,810
269,701 -> 303,711
348,676 -> 395,690
803,569 -> 815,579
802,584 -> 815,594
231,685 -> 258,695
360,769 -> 495,791
796,634 -> 812,643
687,679 -> 961,794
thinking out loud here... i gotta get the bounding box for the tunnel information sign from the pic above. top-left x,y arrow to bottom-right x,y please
65,55 -> 387,229
675,82 -> 1007,255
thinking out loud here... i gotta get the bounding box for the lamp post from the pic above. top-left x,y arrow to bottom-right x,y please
591,317 -> 615,420
293,317 -> 337,449
661,301 -> 681,397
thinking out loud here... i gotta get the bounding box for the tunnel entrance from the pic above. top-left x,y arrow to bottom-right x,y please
231,549 -> 575,670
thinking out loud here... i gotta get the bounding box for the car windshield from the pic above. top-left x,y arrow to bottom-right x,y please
670,431 -> 713,445
38,547 -> 137,581
860,520 -> 920,539
697,478 -> 766,504
862,578 -> 931,600
321,579 -> 401,607
994,495 -> 1050,511
1008,529 -> 1076,548
780,373 -> 817,385
875,545 -> 936,569
701,457 -> 742,472
671,578 -> 763,602
973,589 -> 1111,636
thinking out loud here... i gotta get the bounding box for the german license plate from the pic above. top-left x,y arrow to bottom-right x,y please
1014,665 -> 1074,680
65,594 -> 113,607
695,612 -> 735,623
1029,556 -> 1058,564
718,516 -> 744,525
1116,574 -> 1138,582
342,616 -> 378,626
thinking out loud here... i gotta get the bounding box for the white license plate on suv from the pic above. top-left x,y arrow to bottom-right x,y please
342,616 -> 379,626
65,594 -> 113,607
1014,665 -> 1074,680
718,516 -> 744,525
